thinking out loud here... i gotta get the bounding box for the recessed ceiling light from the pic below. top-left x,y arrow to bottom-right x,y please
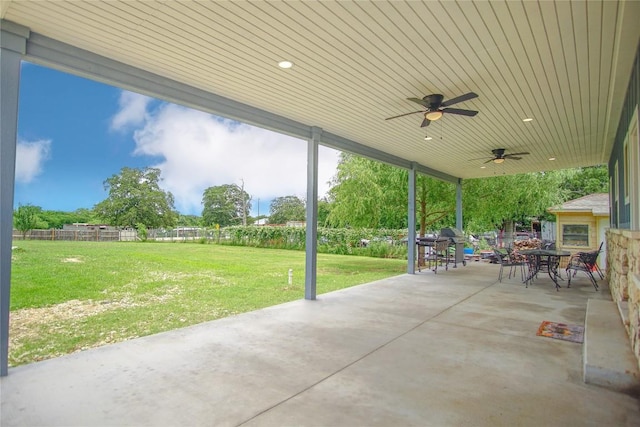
278,61 -> 293,69
548,157 -> 556,161
424,136 -> 433,141
480,166 -> 487,169
522,118 -> 533,122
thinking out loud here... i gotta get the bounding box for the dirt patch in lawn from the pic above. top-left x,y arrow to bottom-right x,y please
9,286 -> 182,364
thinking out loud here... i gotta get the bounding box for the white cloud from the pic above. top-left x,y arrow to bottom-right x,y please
118,98 -> 340,215
110,91 -> 153,131
15,139 -> 51,183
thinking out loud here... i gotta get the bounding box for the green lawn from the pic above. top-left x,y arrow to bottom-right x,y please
9,240 -> 406,366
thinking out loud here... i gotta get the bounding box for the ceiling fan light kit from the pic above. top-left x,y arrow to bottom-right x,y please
469,148 -> 530,164
425,110 -> 443,121
385,92 -> 479,127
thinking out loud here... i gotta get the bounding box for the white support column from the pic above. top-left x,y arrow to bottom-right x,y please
0,22 -> 28,376
407,164 -> 416,274
305,128 -> 320,300
456,179 -> 463,231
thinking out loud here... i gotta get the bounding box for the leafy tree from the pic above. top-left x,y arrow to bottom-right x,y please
327,154 -> 406,228
94,167 -> 177,229
39,208 -> 99,229
136,223 -> 148,241
269,196 -> 306,225
177,214 -> 202,227
325,153 -> 597,241
13,204 -> 44,239
317,198 -> 332,226
326,153 -> 455,231
557,166 -> 609,200
201,184 -> 251,227
462,172 -> 564,234
416,175 -> 456,235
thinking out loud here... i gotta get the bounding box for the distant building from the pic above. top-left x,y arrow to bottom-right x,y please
62,223 -> 114,231
285,221 -> 305,228
548,193 -> 609,268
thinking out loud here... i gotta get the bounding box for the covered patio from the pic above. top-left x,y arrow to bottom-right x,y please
2,263 -> 638,426
1,2 -> 640,423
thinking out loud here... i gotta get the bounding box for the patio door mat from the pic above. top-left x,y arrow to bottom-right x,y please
536,321 -> 584,343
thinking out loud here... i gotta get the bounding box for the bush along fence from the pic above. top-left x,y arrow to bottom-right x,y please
218,226 -> 409,259
12,226 -> 410,259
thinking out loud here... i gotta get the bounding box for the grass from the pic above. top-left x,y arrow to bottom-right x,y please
9,240 -> 406,367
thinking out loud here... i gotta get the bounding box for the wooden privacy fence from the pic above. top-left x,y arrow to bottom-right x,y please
12,229 -> 137,242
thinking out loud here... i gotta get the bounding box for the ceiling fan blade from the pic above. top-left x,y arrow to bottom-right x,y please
408,97 -> 430,108
385,110 -> 424,120
442,92 -> 478,107
468,156 -> 492,161
483,158 -> 494,164
420,118 -> 431,127
506,152 -> 530,156
506,156 -> 522,160
443,108 -> 478,117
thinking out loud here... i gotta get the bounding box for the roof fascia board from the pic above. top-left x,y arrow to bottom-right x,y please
0,20 -> 28,53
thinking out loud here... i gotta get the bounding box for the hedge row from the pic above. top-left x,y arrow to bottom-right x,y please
217,226 -> 409,258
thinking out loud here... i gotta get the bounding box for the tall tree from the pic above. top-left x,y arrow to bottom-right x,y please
13,204 -> 44,239
325,154 -> 583,238
317,198 -> 332,227
326,153 -> 455,231
94,167 -> 177,229
269,196 -> 305,225
557,166 -> 609,200
462,172 -> 564,234
416,175 -> 456,235
201,184 -> 251,227
327,154 -> 405,228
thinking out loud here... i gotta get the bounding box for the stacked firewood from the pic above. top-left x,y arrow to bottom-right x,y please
510,238 -> 542,262
513,238 -> 542,251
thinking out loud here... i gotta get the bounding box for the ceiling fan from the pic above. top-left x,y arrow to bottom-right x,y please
385,92 -> 479,127
472,148 -> 531,164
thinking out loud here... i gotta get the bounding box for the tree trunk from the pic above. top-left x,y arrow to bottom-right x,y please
503,220 -> 515,248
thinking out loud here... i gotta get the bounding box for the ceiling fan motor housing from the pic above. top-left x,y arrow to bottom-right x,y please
423,94 -> 444,110
492,148 -> 506,158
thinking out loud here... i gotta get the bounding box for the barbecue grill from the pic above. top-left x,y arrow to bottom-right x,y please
440,228 -> 467,267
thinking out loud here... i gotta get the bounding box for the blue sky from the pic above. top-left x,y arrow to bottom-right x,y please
14,62 -> 340,217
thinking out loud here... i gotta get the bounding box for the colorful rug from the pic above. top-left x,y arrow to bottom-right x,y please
536,321 -> 584,343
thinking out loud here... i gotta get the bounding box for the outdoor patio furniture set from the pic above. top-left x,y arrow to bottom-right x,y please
493,240 -> 603,291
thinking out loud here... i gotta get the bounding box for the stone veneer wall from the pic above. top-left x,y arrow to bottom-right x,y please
606,229 -> 640,370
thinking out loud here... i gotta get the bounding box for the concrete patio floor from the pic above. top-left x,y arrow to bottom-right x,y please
1,261 -> 639,426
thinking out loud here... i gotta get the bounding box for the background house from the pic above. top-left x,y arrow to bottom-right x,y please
548,193 -> 609,269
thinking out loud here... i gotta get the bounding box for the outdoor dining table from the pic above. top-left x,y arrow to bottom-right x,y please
518,249 -> 571,291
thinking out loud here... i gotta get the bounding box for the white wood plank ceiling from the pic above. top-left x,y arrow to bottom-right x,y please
2,0 -> 639,180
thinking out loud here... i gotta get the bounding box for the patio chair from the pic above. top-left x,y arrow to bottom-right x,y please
493,249 -> 526,283
421,239 -> 449,274
566,250 -> 599,291
575,242 -> 604,279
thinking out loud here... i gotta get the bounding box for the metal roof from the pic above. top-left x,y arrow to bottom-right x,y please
2,0 -> 639,180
